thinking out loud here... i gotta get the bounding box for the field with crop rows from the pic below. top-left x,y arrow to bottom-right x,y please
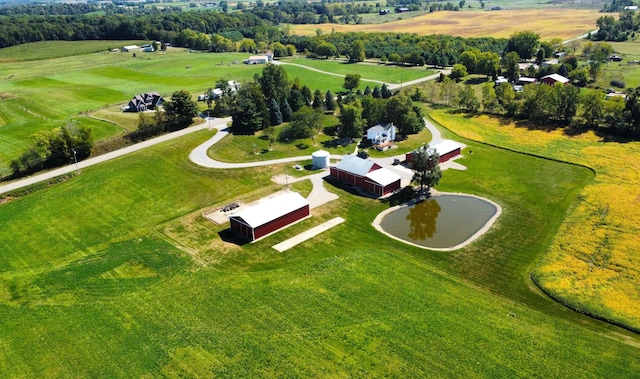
289,9 -> 602,40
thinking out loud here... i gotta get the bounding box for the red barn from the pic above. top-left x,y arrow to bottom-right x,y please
406,140 -> 462,164
540,73 -> 570,85
229,191 -> 310,242
330,155 -> 401,197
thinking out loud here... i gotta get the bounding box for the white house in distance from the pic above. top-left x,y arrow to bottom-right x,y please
367,123 -> 396,145
122,45 -> 139,52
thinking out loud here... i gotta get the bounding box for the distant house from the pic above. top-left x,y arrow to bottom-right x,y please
229,191 -> 310,242
142,46 -> 155,53
540,73 -> 570,85
541,59 -> 559,67
624,5 -> 638,10
366,123 -> 396,145
518,62 -> 538,71
122,45 -> 139,52
395,7 -> 410,12
125,92 -> 164,112
606,92 -> 627,101
329,155 -> 401,197
243,55 -> 269,64
406,140 -> 462,164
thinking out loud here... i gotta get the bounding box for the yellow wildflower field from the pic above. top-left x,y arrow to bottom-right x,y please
429,109 -> 640,329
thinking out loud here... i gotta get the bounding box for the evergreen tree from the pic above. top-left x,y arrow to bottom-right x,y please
312,89 -> 324,109
372,86 -> 382,98
269,98 -> 283,125
281,98 -> 293,122
381,83 -> 393,99
325,90 -> 337,111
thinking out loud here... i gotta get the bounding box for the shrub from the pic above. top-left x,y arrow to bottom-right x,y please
610,79 -> 625,88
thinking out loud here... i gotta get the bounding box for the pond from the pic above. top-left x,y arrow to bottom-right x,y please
374,194 -> 500,250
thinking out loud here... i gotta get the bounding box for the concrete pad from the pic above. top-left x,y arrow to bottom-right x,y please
272,217 -> 345,252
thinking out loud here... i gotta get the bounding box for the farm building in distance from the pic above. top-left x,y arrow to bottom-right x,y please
229,191 -> 310,242
122,45 -> 139,52
124,92 -> 164,112
406,140 -> 462,164
243,55 -> 271,64
540,73 -> 570,85
330,155 -> 401,197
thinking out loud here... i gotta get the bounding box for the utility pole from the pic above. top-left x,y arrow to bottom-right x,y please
72,148 -> 79,174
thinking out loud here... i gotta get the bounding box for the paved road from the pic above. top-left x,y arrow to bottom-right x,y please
0,117 -> 232,196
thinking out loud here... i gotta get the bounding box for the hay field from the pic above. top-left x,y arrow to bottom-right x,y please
290,9 -> 602,40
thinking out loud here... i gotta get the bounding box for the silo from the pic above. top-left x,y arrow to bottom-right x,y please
311,150 -> 330,169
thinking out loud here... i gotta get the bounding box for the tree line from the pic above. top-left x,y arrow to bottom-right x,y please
421,76 -> 640,137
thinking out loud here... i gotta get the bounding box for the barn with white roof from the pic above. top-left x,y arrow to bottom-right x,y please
406,140 -> 462,164
330,155 -> 401,197
229,191 -> 310,242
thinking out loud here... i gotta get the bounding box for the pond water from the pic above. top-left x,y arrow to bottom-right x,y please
377,194 -> 499,250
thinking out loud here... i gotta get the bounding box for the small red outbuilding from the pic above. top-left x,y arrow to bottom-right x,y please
229,191 -> 310,242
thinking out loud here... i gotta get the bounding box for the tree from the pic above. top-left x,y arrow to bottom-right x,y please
569,68 -> 589,87
506,31 -> 540,59
458,50 -> 478,74
411,144 -> 442,195
361,94 -> 383,127
581,89 -> 605,128
589,60 -> 602,81
259,64 -> 289,104
325,90 -> 337,111
495,82 -> 516,116
343,73 -> 361,92
372,86 -> 382,99
206,88 -> 215,110
268,98 -> 282,125
349,40 -> 366,62
439,77 -> 457,106
556,83 -> 580,124
316,41 -> 337,58
338,102 -> 364,139
503,51 -> 520,82
165,90 -> 198,126
231,83 -> 269,134
477,51 -> 500,78
312,89 -> 324,109
450,64 -> 468,82
281,106 -> 323,142
380,83 -> 392,99
456,85 -> 480,113
383,95 -> 425,135
281,98 -> 293,122
481,83 -> 500,114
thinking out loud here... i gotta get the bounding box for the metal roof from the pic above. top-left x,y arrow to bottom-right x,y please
334,155 -> 377,177
229,191 -> 309,228
429,140 -> 462,156
541,73 -> 570,84
365,167 -> 401,187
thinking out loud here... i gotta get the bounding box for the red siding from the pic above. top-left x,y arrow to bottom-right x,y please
439,148 -> 460,163
253,206 -> 310,240
231,205 -> 310,242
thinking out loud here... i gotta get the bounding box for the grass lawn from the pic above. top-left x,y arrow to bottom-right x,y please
286,57 -> 435,84
0,40 -> 145,63
428,108 -> 640,331
0,43 -> 406,167
1,125 -> 639,376
597,41 -> 640,89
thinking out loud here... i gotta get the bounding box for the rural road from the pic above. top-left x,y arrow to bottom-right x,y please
0,117 -> 232,196
0,60 -> 447,197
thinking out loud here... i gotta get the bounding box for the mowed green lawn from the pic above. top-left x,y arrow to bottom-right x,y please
0,42 -> 428,168
0,124 -> 639,376
286,57 -> 435,84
